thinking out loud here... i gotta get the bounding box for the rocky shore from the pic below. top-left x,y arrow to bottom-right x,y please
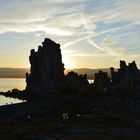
0,92 -> 140,140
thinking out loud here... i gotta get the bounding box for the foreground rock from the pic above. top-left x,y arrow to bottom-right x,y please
26,38 -> 65,94
26,38 -> 89,95
94,71 -> 111,89
66,71 -> 89,88
0,96 -> 140,140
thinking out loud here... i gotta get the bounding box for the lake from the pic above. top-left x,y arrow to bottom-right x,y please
0,95 -> 25,106
0,78 -> 26,106
0,78 -> 94,92
0,78 -> 26,92
0,78 -> 93,106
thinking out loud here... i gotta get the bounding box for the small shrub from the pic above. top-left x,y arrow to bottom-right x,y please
53,83 -> 106,100
116,85 -> 135,99
80,85 -> 106,99
53,83 -> 80,95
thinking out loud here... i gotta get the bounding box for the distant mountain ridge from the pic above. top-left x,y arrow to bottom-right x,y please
0,68 -> 29,78
65,68 -> 111,79
0,68 -> 111,79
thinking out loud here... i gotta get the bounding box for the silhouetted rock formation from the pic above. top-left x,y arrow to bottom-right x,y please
66,71 -> 89,87
26,38 -> 65,94
25,38 -> 89,94
94,71 -> 111,89
110,60 -> 140,89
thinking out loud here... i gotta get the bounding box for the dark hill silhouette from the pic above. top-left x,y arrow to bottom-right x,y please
65,68 -> 111,79
0,68 -> 29,78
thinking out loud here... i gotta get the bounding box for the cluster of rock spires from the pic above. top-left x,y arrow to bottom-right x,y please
94,60 -> 140,90
26,38 -> 88,94
111,60 -> 140,89
26,38 -> 140,94
94,71 -> 111,89
66,71 -> 89,87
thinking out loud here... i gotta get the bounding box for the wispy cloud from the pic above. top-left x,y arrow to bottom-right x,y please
0,0 -> 140,68
0,23 -> 73,36
87,38 -> 104,51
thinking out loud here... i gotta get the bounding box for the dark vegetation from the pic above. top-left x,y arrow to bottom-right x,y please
116,85 -> 135,99
53,83 -> 106,100
0,109 -> 140,140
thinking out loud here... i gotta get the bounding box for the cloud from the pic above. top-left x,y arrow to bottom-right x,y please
0,22 -> 73,36
0,0 -> 140,68
87,0 -> 140,24
62,48 -> 106,57
87,38 -> 104,51
0,0 -> 84,36
98,36 -> 140,62
62,35 -> 91,48
100,37 -> 124,57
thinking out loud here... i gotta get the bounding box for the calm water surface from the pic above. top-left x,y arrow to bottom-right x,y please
0,78 -> 26,106
88,79 -> 94,84
0,78 -> 26,92
0,95 -> 25,106
0,78 -> 94,92
0,78 -> 93,106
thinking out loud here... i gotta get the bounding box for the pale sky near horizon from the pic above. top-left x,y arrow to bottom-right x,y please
0,0 -> 140,69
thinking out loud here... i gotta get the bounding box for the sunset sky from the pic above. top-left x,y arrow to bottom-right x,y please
0,0 -> 140,69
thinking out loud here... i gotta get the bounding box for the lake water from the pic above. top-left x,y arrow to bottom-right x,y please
0,78 -> 94,92
88,79 -> 94,84
0,78 -> 93,106
0,78 -> 26,106
0,78 -> 26,92
0,95 -> 25,106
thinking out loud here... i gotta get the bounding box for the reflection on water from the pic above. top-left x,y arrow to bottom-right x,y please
0,95 -> 26,106
0,78 -> 26,106
0,78 -> 26,92
88,79 -> 94,84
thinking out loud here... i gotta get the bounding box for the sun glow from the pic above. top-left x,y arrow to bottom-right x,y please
62,56 -> 75,69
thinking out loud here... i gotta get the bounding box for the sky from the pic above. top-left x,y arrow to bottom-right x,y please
0,0 -> 140,69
